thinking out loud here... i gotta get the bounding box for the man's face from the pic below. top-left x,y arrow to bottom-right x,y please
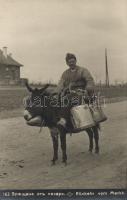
66,58 -> 76,70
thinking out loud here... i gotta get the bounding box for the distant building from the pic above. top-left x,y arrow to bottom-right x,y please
0,47 -> 26,85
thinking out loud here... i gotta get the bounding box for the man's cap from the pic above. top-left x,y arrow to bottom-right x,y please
66,53 -> 76,62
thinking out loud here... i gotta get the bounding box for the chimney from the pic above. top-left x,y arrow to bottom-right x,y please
3,47 -> 7,58
9,53 -> 12,57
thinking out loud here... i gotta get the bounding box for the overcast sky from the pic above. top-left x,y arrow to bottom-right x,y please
0,0 -> 127,84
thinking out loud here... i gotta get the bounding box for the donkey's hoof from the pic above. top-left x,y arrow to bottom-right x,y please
62,159 -> 67,165
89,149 -> 93,153
51,161 -> 55,166
51,160 -> 56,165
95,149 -> 99,154
62,160 -> 67,166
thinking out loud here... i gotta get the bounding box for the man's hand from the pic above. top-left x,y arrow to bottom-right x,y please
87,88 -> 94,96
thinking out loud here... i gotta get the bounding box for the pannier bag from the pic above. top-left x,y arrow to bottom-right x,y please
70,104 -> 95,132
90,105 -> 107,123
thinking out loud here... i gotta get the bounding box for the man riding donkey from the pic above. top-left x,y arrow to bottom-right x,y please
55,53 -> 96,129
54,53 -> 101,155
24,53 -> 107,164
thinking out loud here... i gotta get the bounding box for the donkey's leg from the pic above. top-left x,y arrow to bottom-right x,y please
86,128 -> 93,153
50,128 -> 59,164
93,125 -> 99,154
58,125 -> 67,164
60,132 -> 67,164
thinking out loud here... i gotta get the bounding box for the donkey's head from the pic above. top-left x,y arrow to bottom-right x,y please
23,82 -> 50,120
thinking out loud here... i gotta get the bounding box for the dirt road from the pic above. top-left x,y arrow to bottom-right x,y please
0,101 -> 127,189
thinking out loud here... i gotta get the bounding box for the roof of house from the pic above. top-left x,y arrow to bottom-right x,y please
0,49 -> 23,67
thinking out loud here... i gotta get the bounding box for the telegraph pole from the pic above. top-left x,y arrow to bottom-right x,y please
105,48 -> 110,87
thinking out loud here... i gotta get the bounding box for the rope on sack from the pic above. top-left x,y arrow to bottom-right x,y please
39,120 -> 45,133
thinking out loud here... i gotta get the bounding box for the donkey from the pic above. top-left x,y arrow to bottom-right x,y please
24,82 -> 100,165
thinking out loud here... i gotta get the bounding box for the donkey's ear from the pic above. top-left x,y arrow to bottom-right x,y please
25,81 -> 34,92
40,84 -> 50,93
44,84 -> 50,89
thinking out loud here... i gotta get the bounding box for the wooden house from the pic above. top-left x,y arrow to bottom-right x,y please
0,47 -> 23,85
